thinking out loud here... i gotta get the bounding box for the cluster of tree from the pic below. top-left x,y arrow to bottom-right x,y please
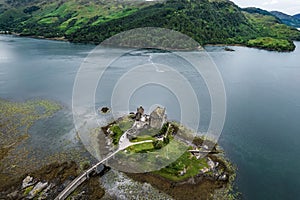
153,135 -> 172,150
156,123 -> 169,137
153,122 -> 174,149
247,37 -> 295,52
23,5 -> 40,14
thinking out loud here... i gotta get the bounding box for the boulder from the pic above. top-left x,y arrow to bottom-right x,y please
207,157 -> 215,170
37,184 -> 52,200
22,175 -> 34,189
200,167 -> 209,174
218,174 -> 228,181
28,182 -> 48,199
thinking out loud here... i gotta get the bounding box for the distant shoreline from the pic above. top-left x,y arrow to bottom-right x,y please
0,32 -> 296,52
0,32 -> 69,42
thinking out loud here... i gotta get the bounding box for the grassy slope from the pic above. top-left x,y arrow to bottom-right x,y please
153,151 -> 209,182
0,0 -> 300,51
0,0 -> 153,36
243,11 -> 300,51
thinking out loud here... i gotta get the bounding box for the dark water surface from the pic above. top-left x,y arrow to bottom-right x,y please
207,45 -> 300,200
1,35 -> 299,199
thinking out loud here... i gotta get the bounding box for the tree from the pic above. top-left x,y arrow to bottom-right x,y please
153,140 -> 164,149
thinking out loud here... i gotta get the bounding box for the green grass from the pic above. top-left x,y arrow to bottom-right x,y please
59,18 -> 75,30
91,8 -> 139,26
38,17 -> 59,24
47,0 -> 142,34
126,142 -> 154,153
49,4 -> 68,17
131,135 -> 154,143
125,133 -> 187,156
138,127 -> 160,137
23,185 -> 34,195
114,130 -> 192,173
153,151 -> 209,182
110,125 -> 123,145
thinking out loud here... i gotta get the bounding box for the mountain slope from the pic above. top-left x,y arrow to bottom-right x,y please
68,0 -> 300,51
69,0 -> 257,45
241,9 -> 300,51
0,0 -> 155,37
294,14 -> 300,19
0,0 -> 300,51
271,11 -> 300,28
242,7 -> 274,17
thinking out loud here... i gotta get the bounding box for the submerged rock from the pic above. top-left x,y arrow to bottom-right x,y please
224,47 -> 235,51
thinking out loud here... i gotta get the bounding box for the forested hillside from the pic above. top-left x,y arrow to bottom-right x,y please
0,0 -> 300,51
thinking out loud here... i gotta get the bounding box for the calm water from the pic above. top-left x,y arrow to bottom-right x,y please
1,35 -> 300,199
209,45 -> 300,200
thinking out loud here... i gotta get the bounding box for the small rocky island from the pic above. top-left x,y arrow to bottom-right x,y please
101,106 -> 237,199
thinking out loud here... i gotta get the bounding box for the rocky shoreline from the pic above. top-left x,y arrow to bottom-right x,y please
0,156 -> 237,200
0,161 -> 106,200
126,152 -> 237,200
0,99 -> 104,199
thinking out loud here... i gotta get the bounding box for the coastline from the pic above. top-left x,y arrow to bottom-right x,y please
205,41 -> 296,52
1,32 -> 296,52
126,152 -> 237,200
0,32 -> 68,42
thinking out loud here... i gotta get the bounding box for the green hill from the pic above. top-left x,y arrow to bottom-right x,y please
0,0 -> 300,51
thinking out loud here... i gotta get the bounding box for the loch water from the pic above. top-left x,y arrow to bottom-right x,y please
0,35 -> 300,200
